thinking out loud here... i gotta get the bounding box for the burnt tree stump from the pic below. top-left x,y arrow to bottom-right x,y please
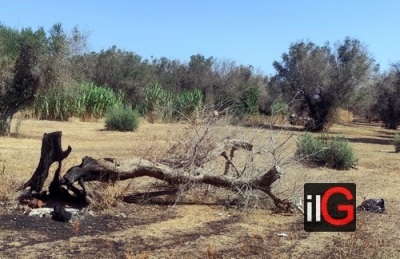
21,131 -> 71,194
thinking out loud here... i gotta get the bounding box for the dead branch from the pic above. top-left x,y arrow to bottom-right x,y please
61,156 -> 290,210
162,137 -> 253,171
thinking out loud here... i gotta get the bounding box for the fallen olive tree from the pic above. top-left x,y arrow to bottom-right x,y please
60,155 -> 289,210
20,117 -> 293,212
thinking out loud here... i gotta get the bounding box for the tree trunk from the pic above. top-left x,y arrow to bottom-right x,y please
20,131 -> 72,193
0,109 -> 16,136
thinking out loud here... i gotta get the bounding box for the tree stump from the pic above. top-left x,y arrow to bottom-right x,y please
20,131 -> 71,194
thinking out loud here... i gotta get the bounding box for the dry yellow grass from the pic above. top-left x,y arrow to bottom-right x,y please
334,108 -> 354,124
0,116 -> 399,258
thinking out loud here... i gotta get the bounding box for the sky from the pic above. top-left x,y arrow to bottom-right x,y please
1,1 -> 399,76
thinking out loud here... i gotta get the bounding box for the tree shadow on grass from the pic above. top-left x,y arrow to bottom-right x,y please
347,137 -> 392,145
241,123 -> 306,132
352,118 -> 382,127
375,130 -> 398,136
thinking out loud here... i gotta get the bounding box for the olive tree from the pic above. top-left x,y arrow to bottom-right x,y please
373,63 -> 400,129
272,37 -> 377,131
0,26 -> 47,135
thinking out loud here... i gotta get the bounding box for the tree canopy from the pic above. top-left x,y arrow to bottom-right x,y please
271,37 -> 377,131
2,22 -> 400,133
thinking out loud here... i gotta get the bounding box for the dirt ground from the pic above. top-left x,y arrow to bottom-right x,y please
0,117 -> 399,258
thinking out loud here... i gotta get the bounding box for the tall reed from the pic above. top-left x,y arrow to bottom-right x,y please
34,82 -> 123,120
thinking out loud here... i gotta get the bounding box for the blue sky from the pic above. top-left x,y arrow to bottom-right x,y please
1,1 -> 399,75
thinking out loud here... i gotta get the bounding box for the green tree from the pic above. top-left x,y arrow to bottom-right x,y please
212,60 -> 266,112
186,54 -> 215,105
239,86 -> 260,114
93,46 -> 151,106
47,23 -> 67,56
272,37 -> 376,131
151,57 -> 186,94
347,78 -> 378,120
0,26 -> 47,135
43,23 -> 70,90
373,64 -> 400,129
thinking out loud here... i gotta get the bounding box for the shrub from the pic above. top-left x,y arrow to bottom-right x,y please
271,101 -> 289,118
324,136 -> 358,170
295,133 -> 326,166
393,134 -> 400,153
105,105 -> 139,132
296,133 -> 358,170
239,86 -> 260,115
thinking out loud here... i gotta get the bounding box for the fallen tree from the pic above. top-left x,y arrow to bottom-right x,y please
20,127 -> 293,212
60,155 -> 290,210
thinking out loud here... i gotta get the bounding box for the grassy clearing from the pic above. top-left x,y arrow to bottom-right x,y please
0,117 -> 399,258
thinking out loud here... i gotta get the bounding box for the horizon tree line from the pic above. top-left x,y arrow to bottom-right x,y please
1,22 -> 400,135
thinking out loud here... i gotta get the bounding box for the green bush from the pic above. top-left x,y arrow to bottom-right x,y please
295,133 -> 326,166
393,134 -> 400,153
105,105 -> 139,132
324,136 -> 358,170
271,101 -> 289,118
239,86 -> 260,115
296,133 -> 357,170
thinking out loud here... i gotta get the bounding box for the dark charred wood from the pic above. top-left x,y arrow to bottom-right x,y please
61,156 -> 119,187
51,205 -> 72,222
20,131 -> 71,193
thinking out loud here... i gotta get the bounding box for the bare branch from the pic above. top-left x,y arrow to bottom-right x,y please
60,156 -> 290,211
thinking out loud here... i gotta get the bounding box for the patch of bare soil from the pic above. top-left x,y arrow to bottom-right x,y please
0,204 -> 180,258
0,117 -> 400,258
0,203 -> 309,259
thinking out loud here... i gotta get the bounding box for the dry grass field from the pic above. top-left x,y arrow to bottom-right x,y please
0,115 -> 399,258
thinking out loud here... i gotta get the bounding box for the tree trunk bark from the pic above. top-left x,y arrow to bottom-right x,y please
0,109 -> 15,136
20,131 -> 72,193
